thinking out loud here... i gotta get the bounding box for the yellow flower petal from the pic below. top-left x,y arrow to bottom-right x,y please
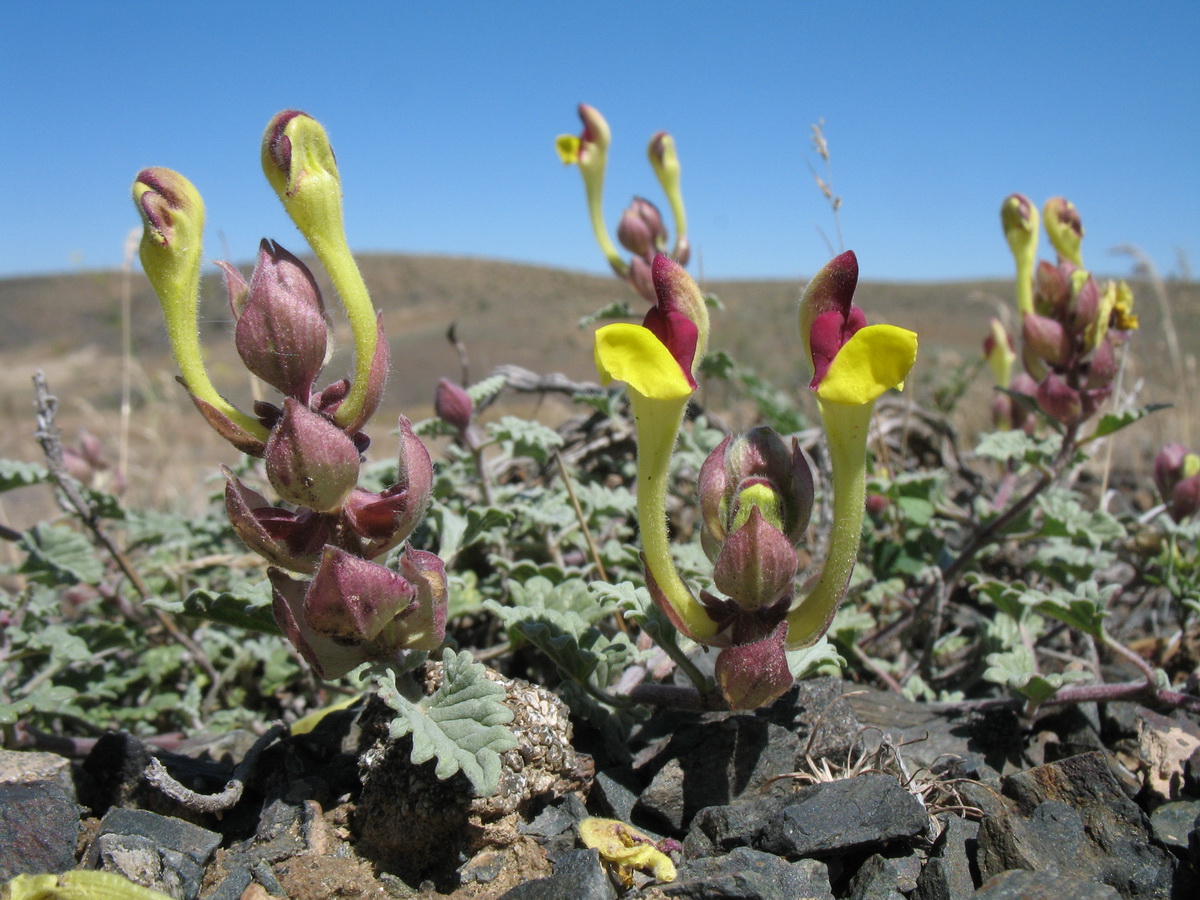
594,323 -> 693,400
555,134 -> 581,165
815,324 -> 918,406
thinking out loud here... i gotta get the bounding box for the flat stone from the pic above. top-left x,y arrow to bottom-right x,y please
757,676 -> 863,762
498,848 -> 616,900
0,780 -> 81,880
685,773 -> 928,861
0,749 -> 75,796
973,868 -> 1121,899
87,807 -> 221,900
1149,799 -> 1200,856
591,766 -> 641,823
975,752 -> 1176,899
846,852 -> 907,900
911,814 -> 978,900
651,848 -> 833,900
634,715 -> 799,834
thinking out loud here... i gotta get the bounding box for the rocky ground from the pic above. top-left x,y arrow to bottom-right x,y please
3,674 -> 1200,899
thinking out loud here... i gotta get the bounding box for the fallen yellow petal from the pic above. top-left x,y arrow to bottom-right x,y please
815,324 -> 918,406
594,324 -> 693,400
578,817 -> 677,883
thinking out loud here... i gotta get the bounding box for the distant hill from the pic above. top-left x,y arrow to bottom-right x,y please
0,253 -> 1194,515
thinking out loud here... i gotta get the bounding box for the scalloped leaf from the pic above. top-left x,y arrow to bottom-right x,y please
148,580 -> 279,633
1086,403 -> 1170,441
379,649 -> 517,797
0,458 -> 51,492
488,416 -> 564,465
17,523 -> 104,585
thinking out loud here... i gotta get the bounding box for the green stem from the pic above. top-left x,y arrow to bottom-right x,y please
584,169 -> 627,276
1014,253 -> 1034,318
307,229 -> 378,430
631,391 -> 719,643
786,400 -> 872,648
160,266 -> 266,440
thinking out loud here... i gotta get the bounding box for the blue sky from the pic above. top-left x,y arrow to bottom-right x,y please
2,1 -> 1196,282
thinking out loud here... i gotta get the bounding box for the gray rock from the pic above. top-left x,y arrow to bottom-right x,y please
846,853 -> 907,900
650,847 -> 833,900
975,752 -> 1176,899
0,780 -> 81,880
0,749 -> 75,796
499,848 -> 616,900
87,807 -> 221,900
634,715 -> 799,834
972,868 -> 1121,899
591,766 -> 641,823
911,814 -> 978,900
1148,799 -> 1200,857
758,676 -> 863,763
686,773 -> 928,861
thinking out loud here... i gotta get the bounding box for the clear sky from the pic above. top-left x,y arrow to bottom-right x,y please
2,1 -> 1196,283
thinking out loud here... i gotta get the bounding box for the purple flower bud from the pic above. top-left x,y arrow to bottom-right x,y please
617,197 -> 666,259
1034,260 -> 1072,318
223,468 -> 330,573
1036,372 -> 1083,426
395,547 -> 449,651
699,428 -> 813,561
1154,443 -> 1200,522
434,379 -> 474,432
232,240 -> 328,402
343,417 -> 433,555
1069,273 -> 1101,336
712,507 -> 799,612
714,622 -> 793,710
264,399 -> 361,512
303,547 -> 415,645
271,548 -> 421,679
1022,313 -> 1070,367
627,255 -> 657,304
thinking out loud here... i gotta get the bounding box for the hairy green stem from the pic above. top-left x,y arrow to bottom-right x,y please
632,392 -> 719,643
786,400 -> 872,648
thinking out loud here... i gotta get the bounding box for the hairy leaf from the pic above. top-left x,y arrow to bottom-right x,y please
379,649 -> 517,797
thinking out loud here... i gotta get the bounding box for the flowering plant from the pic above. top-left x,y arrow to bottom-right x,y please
595,251 -> 917,708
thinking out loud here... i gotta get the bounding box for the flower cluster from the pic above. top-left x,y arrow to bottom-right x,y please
1000,194 -> 1138,428
595,251 -> 916,708
557,105 -> 689,302
133,112 -> 447,679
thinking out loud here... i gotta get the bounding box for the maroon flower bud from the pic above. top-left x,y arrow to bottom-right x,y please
1069,273 -> 1101,336
434,379 -> 474,432
627,255 -> 657,304
712,507 -> 799,612
343,417 -> 433,555
699,428 -> 813,561
271,549 -> 421,680
1154,443 -> 1200,522
1036,372 -> 1083,426
395,547 -> 449,651
713,622 -> 793,710
223,468 -> 330,573
232,240 -> 328,402
1034,260 -> 1071,318
617,197 -> 666,259
264,399 -> 361,512
1022,313 -> 1070,367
